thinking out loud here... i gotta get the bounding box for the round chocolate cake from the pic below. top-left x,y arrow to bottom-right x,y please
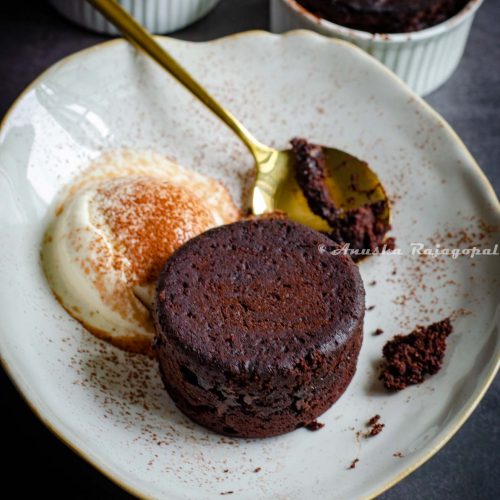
296,0 -> 469,33
154,218 -> 365,438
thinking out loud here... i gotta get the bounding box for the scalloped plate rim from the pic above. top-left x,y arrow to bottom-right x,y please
0,30 -> 499,500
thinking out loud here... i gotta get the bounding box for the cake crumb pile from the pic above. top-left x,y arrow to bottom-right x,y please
380,318 -> 453,391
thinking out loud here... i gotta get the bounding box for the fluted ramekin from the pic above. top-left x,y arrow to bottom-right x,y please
270,0 -> 483,96
49,0 -> 220,35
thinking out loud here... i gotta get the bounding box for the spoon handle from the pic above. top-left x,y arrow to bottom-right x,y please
87,0 -> 268,159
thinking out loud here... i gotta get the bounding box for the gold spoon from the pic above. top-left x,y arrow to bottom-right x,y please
88,0 -> 390,233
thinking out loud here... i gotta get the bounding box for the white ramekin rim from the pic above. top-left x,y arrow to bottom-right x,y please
284,0 -> 484,44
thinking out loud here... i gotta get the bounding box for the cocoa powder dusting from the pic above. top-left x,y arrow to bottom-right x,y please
95,177 -> 215,285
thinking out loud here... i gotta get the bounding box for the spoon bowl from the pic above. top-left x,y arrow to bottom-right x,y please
252,145 -> 390,232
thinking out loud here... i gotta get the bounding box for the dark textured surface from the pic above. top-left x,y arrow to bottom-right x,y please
296,0 -> 469,33
154,218 -> 364,437
1,0 -> 498,498
380,318 -> 453,391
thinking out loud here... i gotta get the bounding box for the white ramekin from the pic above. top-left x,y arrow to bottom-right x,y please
49,0 -> 221,35
270,0 -> 483,96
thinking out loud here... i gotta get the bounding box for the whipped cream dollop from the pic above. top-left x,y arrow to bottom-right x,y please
42,150 -> 239,354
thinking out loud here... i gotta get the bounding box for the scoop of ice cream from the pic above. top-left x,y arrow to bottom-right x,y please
42,151 -> 238,354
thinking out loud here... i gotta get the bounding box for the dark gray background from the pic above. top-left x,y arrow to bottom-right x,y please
1,0 -> 498,498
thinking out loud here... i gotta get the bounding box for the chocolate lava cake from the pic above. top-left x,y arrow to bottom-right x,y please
154,218 -> 365,438
296,0 -> 469,33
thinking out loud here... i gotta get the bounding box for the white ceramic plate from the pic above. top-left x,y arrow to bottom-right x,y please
0,31 -> 499,499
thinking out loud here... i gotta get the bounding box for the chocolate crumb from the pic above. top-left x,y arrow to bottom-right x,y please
363,414 -> 384,437
223,469 -> 229,473
379,318 -> 453,391
384,237 -> 396,251
369,280 -> 377,286
220,492 -> 234,496
348,458 -> 359,470
305,420 -> 325,431
368,423 -> 385,436
373,328 -> 384,336
393,452 -> 404,458
367,305 -> 376,311
254,467 -> 262,473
